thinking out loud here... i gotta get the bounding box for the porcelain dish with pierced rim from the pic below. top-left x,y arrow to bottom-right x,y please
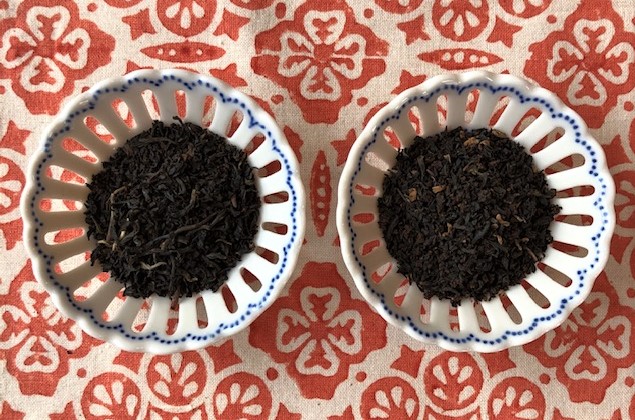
21,69 -> 305,354
336,71 -> 615,353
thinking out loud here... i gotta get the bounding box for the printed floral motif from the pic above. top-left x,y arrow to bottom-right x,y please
147,352 -> 207,405
0,0 -> 115,114
1,0 -> 634,418
81,372 -> 142,418
252,0 -> 388,123
361,377 -> 420,419
156,0 -> 215,37
432,0 -> 490,41
524,274 -> 635,403
76,346 -> 248,418
213,373 -> 272,419
524,0 -> 635,128
0,263 -> 95,396
487,377 -> 546,419
424,352 -> 484,411
123,1 -> 270,44
249,262 -> 387,399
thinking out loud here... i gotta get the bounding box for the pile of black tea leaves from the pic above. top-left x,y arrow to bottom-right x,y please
84,118 -> 261,300
377,127 -> 561,305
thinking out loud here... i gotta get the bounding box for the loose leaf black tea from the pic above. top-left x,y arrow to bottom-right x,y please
84,119 -> 261,300
377,127 -> 560,305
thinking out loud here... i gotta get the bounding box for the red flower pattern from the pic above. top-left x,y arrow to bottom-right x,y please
0,263 -> 95,396
123,0 -> 272,41
432,0 -> 490,42
81,372 -> 142,419
487,377 -> 546,419
424,352 -> 485,412
361,377 -> 420,419
524,274 -> 635,404
0,0 -> 115,115
156,0 -> 216,37
523,0 -> 635,128
249,262 -> 387,399
213,373 -> 273,419
147,352 -> 208,404
417,0 -> 522,69
1,0 -> 634,417
252,0 -> 388,123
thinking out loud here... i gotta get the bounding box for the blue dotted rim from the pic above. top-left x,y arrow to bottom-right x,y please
346,80 -> 612,347
26,72 -> 301,347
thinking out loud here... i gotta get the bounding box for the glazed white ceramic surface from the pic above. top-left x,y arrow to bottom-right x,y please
336,71 -> 615,352
22,69 -> 305,354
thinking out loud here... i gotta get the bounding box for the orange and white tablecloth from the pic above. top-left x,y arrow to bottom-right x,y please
1,0 -> 634,418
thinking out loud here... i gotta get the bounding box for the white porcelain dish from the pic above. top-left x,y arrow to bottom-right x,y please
336,71 -> 615,352
21,69 -> 305,354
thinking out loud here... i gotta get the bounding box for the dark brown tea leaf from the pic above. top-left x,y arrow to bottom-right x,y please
377,127 -> 560,305
84,119 -> 261,299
